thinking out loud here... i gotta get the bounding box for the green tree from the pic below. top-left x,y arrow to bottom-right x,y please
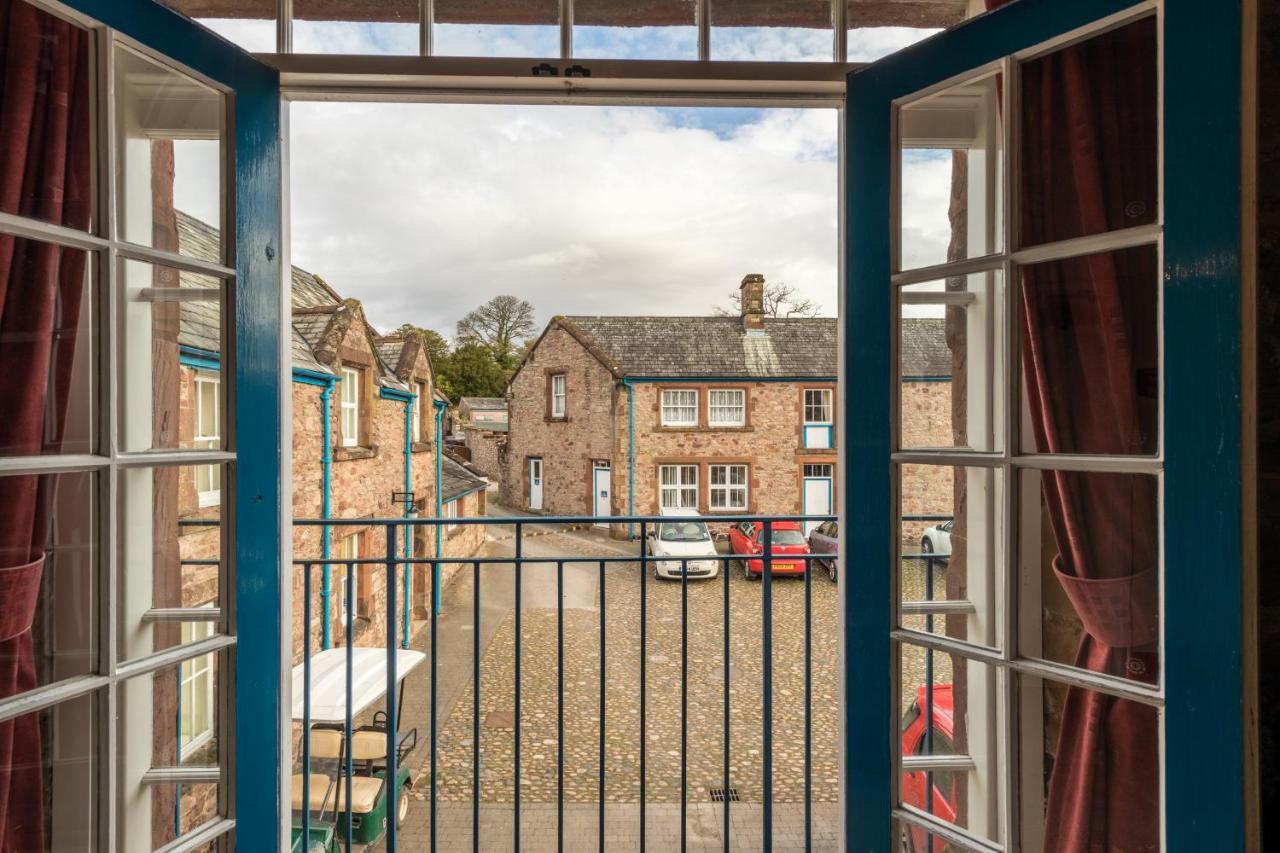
394,323 -> 450,368
436,341 -> 508,402
456,295 -> 536,370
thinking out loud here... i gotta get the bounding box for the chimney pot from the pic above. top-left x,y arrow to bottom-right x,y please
740,274 -> 766,331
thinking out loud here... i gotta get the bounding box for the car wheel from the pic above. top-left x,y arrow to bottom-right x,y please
921,537 -> 934,554
827,560 -> 838,583
745,563 -> 759,581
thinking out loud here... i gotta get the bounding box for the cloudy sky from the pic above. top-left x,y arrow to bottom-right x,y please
180,21 -> 949,337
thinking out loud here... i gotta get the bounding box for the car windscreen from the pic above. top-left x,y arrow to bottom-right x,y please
658,521 -> 710,542
772,529 -> 806,546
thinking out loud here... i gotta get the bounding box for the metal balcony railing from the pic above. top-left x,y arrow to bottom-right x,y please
283,512 -> 961,853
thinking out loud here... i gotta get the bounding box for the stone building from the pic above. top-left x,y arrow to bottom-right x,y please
500,274 -> 952,536
459,396 -> 509,429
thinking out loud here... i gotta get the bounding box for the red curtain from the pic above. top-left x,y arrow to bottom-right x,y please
986,2 -> 1161,850
0,0 -> 91,849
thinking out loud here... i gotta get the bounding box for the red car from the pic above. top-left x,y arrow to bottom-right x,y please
900,684 -> 958,852
727,520 -> 812,579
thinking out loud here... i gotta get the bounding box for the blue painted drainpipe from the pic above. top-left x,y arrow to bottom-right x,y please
433,399 -> 445,616
289,370 -> 338,649
623,379 -> 636,540
402,394 -> 413,648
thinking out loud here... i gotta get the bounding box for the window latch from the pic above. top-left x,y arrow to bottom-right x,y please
564,64 -> 591,78
531,63 -> 559,77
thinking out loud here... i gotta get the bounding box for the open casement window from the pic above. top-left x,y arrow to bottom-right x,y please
339,367 -> 360,447
660,389 -> 698,427
708,389 -> 746,427
708,464 -> 748,510
550,373 -> 566,418
847,1 -> 1245,850
658,464 -> 698,510
194,372 -> 221,507
803,388 -> 833,448
338,533 -> 361,625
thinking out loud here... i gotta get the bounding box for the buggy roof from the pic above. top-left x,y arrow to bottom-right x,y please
291,648 -> 425,723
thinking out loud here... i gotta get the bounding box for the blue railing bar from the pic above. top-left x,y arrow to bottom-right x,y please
292,513 -> 836,526
639,520 -> 648,852
924,545 -> 936,853
762,520 -> 774,852
899,514 -> 953,522
557,559 -> 565,853
430,555 -> 438,853
177,518 -> 221,526
680,556 -> 688,853
385,527 -> 399,853
291,551 -> 840,567
472,559 -> 481,853
804,546 -> 812,852
302,562 -> 312,853
514,522 -> 522,852
722,553 -> 731,852
345,560 -> 354,853
177,559 -> 221,566
599,556 -> 607,853
901,553 -> 950,561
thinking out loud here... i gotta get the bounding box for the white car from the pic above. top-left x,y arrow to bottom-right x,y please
921,519 -> 953,560
646,510 -> 720,580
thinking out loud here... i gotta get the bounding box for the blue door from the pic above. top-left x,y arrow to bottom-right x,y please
845,1 -> 1244,851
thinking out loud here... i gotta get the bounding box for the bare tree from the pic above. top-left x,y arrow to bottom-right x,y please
715,282 -> 821,318
456,295 -> 537,369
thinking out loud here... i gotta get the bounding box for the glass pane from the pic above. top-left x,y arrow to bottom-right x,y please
898,643 -> 1003,846
0,691 -> 97,851
1018,16 -> 1157,247
847,21 -> 940,62
898,72 -> 1003,271
0,239 -> 95,456
115,46 -> 225,259
899,465 -> 1001,650
157,0 -> 278,52
1018,674 -> 1158,852
433,0 -> 559,57
119,258 -> 226,453
0,0 -> 93,230
119,464 -> 224,660
899,270 -> 1003,453
574,0 -> 697,60
0,471 -> 97,692
294,0 -> 418,55
1017,469 -> 1158,684
120,662 -> 221,849
1018,245 -> 1158,456
712,0 -> 832,62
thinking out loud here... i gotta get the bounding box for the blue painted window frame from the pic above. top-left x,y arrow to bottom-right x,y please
55,0 -> 284,847
844,0 -> 1243,849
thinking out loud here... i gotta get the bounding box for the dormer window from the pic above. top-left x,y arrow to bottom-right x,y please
340,367 -> 360,447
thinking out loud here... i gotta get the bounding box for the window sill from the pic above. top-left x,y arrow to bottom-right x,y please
797,446 -> 836,454
544,415 -> 569,423
334,445 -> 377,462
657,425 -> 751,433
410,442 -> 433,453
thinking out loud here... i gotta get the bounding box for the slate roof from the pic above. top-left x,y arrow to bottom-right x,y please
899,318 -> 953,378
440,454 -> 488,503
555,315 -> 837,379
460,397 -> 507,411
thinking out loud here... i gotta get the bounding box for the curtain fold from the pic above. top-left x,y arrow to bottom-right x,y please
0,0 -> 91,849
985,1 -> 1161,849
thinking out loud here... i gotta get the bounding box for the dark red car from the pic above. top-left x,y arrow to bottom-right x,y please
900,684 -> 958,852
727,520 -> 812,579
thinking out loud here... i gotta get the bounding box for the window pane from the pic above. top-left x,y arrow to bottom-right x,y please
712,0 -> 832,62
1018,246 -> 1158,456
433,0 -> 559,57
1018,16 -> 1157,247
1017,469 -> 1158,684
120,259 -> 226,452
899,270 -> 1003,453
158,0 -> 278,52
898,642 -> 1003,846
1018,674 -> 1158,852
897,72 -> 1003,271
847,20 -> 940,62
0,0 -> 93,230
120,464 -> 224,659
574,0 -> 696,60
0,691 -> 97,852
899,465 -> 1002,650
115,46 -> 225,260
294,0 -> 418,55
0,471 -> 98,692
0,239 -> 95,457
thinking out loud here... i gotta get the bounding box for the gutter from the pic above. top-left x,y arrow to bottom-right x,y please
622,378 -> 636,540
295,367 -> 338,649
433,399 -> 446,616
380,386 -> 417,648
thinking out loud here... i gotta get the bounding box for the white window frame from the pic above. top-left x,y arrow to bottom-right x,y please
803,388 -> 833,426
179,614 -> 216,760
661,389 -> 699,427
708,463 -> 748,510
337,533 -> 360,626
194,371 -> 221,507
658,464 -> 698,510
340,367 -> 360,447
412,382 -> 424,444
803,388 -> 834,449
708,388 -> 746,427
443,499 -> 459,533
551,373 -> 566,418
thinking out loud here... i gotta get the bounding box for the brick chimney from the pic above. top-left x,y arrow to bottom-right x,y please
739,273 -> 766,331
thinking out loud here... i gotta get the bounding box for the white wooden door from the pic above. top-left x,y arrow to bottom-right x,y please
593,463 -> 611,526
803,476 -> 832,535
529,458 -> 543,510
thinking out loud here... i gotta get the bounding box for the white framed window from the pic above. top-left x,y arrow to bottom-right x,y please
708,464 -> 748,510
804,463 -> 834,479
179,615 -> 216,760
340,367 -> 360,447
708,389 -> 746,427
412,382 -> 424,443
337,533 -> 360,626
443,499 -> 459,533
659,464 -> 698,509
661,389 -> 698,427
551,374 -> 566,418
803,388 -> 834,449
194,372 -> 221,507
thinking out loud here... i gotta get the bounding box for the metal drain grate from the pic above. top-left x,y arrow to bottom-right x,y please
709,786 -> 740,802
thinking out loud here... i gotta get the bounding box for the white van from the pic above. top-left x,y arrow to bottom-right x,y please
646,508 -> 720,580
